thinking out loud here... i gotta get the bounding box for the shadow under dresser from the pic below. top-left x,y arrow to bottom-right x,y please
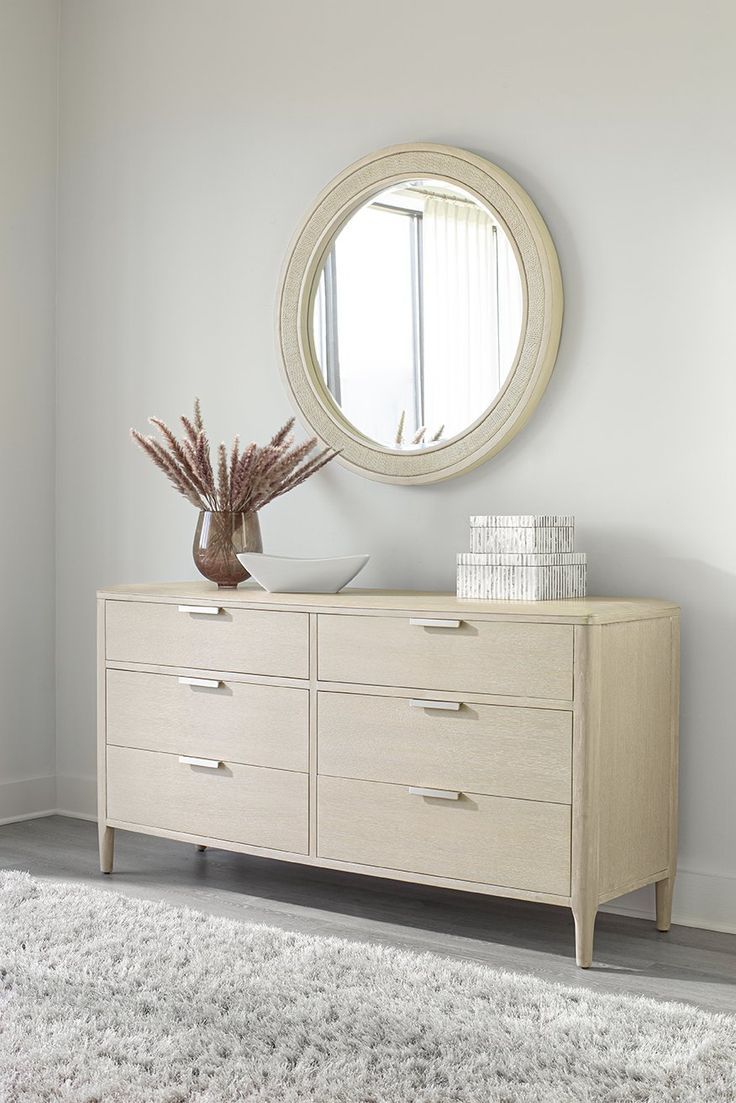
97,583 -> 679,967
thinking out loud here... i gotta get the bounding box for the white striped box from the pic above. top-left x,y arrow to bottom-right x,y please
470,515 -> 575,554
457,552 -> 587,601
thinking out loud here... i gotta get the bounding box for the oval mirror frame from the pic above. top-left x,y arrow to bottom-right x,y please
277,143 -> 563,485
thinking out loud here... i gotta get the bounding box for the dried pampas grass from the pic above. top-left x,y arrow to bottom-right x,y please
132,400 -> 338,513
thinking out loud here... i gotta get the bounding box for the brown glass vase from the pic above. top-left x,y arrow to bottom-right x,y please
192,511 -> 262,589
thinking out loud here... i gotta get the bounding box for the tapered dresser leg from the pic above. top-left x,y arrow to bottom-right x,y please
99,825 -> 115,874
655,875 -> 675,932
572,902 -> 597,968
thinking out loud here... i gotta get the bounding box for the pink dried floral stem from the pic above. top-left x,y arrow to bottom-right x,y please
130,431 -> 204,508
149,417 -> 214,506
180,415 -> 199,445
217,443 -> 230,510
228,437 -> 240,510
195,432 -> 214,497
231,442 -> 257,511
268,417 -> 296,449
178,436 -> 218,509
265,438 -> 317,482
249,447 -> 335,511
256,448 -> 335,507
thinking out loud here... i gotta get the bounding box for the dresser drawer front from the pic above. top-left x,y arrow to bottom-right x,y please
317,615 -> 573,699
107,746 -> 308,853
105,601 -> 309,678
318,776 -> 570,895
107,669 -> 309,771
318,692 -> 571,803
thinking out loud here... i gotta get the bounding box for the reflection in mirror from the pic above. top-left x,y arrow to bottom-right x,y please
312,179 -> 523,450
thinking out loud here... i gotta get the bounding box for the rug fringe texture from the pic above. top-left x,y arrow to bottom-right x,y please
1,871 -> 734,1102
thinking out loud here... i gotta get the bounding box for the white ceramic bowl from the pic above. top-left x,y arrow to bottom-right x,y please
237,552 -> 370,594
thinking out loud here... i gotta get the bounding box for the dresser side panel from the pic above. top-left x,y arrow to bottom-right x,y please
97,599 -> 107,821
597,617 -> 675,899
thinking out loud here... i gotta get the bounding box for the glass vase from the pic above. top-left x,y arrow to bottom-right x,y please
192,511 -> 262,589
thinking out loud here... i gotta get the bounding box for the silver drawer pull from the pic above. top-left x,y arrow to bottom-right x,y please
410,699 -> 461,711
409,617 -> 462,628
178,605 -> 221,615
179,755 -> 222,769
178,676 -> 222,689
408,786 -> 461,800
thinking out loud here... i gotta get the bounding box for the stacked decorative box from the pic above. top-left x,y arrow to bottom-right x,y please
457,515 -> 587,600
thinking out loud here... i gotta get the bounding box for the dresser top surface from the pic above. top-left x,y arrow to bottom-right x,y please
97,582 -> 678,624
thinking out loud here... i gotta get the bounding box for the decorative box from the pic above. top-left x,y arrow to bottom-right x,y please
457,552 -> 587,601
469,515 -> 575,554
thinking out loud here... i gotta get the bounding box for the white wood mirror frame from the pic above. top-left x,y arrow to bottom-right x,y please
277,143 -> 563,485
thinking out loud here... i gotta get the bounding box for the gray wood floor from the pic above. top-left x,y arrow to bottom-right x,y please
2,815 -> 735,1014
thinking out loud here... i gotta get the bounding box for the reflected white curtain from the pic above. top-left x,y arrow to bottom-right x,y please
422,197 -> 498,438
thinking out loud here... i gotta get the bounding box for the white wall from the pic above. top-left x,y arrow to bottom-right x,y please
56,0 -> 736,927
0,0 -> 59,823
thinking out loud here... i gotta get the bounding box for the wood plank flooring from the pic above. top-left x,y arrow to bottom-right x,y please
1,815 -> 735,1014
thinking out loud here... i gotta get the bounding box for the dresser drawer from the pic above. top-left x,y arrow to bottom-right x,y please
318,692 -> 571,803
105,600 -> 309,678
107,669 -> 309,772
318,776 -> 570,895
317,615 -> 573,699
106,746 -> 308,854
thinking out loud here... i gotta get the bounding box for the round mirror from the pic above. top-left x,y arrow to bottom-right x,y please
278,144 -> 563,484
312,179 -> 524,451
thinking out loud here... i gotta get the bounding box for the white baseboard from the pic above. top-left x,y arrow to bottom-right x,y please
0,808 -> 58,827
5,774 -> 736,937
0,772 -> 97,827
0,775 -> 56,825
602,868 -> 736,935
54,808 -> 98,823
1,808 -> 96,827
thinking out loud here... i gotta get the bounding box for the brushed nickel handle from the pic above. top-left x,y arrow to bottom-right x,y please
409,617 -> 462,628
179,755 -> 222,769
410,699 -> 461,711
178,677 -> 222,689
407,786 -> 461,800
177,605 -> 221,615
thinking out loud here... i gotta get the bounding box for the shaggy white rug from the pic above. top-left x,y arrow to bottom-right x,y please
1,872 -> 734,1102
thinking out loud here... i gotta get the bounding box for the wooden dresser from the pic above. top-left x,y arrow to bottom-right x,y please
97,583 -> 679,967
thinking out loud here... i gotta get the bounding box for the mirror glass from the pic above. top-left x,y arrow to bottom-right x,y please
311,179 -> 524,450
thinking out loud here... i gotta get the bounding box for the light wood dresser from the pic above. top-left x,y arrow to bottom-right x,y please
97,583 -> 679,967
